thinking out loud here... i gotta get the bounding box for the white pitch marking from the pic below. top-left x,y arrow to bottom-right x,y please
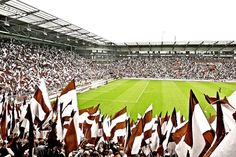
135,81 -> 150,103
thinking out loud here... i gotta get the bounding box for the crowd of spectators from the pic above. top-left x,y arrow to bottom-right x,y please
0,39 -> 235,98
114,56 -> 236,80
0,133 -> 125,157
0,40 -> 111,98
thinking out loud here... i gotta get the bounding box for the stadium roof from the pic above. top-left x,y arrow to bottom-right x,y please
117,41 -> 236,47
82,40 -> 236,53
0,0 -> 114,46
21,0 -> 236,43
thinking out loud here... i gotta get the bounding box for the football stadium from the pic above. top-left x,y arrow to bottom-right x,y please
0,0 -> 236,156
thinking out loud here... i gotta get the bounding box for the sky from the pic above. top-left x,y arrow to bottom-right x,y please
21,0 -> 236,43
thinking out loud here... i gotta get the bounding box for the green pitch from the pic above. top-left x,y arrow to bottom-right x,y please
78,79 -> 236,120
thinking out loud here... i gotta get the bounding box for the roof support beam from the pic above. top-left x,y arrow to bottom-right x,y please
231,47 -> 236,51
172,41 -> 176,51
149,42 -> 152,51
195,41 -> 204,51
124,43 -> 132,53
161,41 -> 163,51
0,0 -> 11,4
59,28 -> 81,34
136,42 -> 141,51
80,32 -> 90,35
1,25 -> 10,33
218,41 -> 234,52
8,10 -> 40,21
32,18 -> 58,25
205,41 -> 219,52
7,10 -> 39,21
183,41 -> 190,51
46,24 -> 71,31
97,39 -> 108,45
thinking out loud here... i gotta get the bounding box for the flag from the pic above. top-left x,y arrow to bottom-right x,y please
110,107 -> 128,142
50,96 -> 58,123
189,90 -> 214,157
10,102 -> 16,133
142,104 -> 153,145
150,117 -> 159,152
0,93 -> 4,116
82,105 -> 100,140
57,80 -> 80,141
19,100 -> 29,139
161,112 -> 170,135
110,120 -> 127,143
172,121 -> 188,144
171,107 -> 177,128
56,102 -> 63,141
25,104 -> 34,157
79,104 -> 99,115
0,101 -> 8,140
102,115 -> 111,141
228,90 -> 236,108
162,108 -> 178,153
80,106 -> 100,145
87,114 -> 100,139
210,125 -> 236,157
110,107 -> 127,127
204,92 -> 226,157
205,94 -> 236,132
126,119 -> 143,155
30,79 -> 52,128
64,112 -> 81,156
156,117 -> 167,157
124,118 -> 131,148
176,90 -> 214,157
78,104 -> 100,123
141,105 -> 154,156
58,79 -> 78,113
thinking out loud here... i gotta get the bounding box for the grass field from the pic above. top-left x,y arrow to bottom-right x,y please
78,79 -> 236,120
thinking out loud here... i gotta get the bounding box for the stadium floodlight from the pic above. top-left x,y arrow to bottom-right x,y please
4,21 -> 10,26
43,31 -> 47,36
56,33 -> 60,39
26,27 -> 31,32
4,18 -> 10,27
26,25 -> 31,32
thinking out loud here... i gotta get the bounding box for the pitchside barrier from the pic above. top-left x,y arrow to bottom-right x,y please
122,77 -> 236,83
49,79 -> 114,101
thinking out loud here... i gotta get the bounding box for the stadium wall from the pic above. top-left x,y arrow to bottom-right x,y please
49,79 -> 114,101
122,77 -> 236,83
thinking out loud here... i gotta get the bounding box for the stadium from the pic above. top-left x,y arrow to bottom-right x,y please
0,0 -> 236,156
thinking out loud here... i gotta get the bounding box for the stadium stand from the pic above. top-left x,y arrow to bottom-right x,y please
0,39 -> 235,100
0,0 -> 236,156
0,39 -> 112,98
113,56 -> 236,80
